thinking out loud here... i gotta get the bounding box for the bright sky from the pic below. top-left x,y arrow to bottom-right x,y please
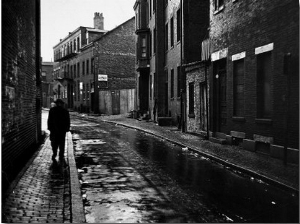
41,0 -> 136,62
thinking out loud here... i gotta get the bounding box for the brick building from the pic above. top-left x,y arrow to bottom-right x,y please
53,12 -> 106,111
134,0 -> 206,125
2,0 -> 42,190
93,17 -> 136,115
41,61 -> 56,108
185,0 -> 299,161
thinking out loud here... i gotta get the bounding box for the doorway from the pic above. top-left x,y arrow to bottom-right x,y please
213,59 -> 227,133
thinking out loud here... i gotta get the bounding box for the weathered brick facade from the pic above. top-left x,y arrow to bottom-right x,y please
208,0 -> 299,149
93,17 -> 136,115
2,0 -> 42,189
135,0 -> 209,124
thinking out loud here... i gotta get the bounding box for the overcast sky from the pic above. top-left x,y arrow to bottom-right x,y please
41,0 -> 136,62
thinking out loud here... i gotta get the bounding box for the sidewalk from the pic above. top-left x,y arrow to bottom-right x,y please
73,112 -> 299,194
2,132 -> 84,223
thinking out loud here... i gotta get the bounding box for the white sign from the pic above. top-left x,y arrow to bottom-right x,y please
98,74 -> 108,81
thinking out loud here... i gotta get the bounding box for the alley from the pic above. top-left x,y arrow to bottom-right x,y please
71,114 -> 299,223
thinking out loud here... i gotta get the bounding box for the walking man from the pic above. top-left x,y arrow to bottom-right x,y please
47,99 -> 70,161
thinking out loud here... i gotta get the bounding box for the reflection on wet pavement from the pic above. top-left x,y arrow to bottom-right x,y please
71,119 -> 299,223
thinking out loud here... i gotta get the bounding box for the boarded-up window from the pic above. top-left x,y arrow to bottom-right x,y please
189,82 -> 194,115
257,52 -> 272,118
233,59 -> 245,116
171,69 -> 174,98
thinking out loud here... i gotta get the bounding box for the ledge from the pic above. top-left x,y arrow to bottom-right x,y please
232,117 -> 246,122
255,118 -> 272,125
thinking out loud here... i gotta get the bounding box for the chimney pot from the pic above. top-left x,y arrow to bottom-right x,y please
94,12 -> 104,30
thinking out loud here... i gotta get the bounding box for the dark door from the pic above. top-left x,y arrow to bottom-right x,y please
112,90 -> 120,115
139,71 -> 149,112
165,82 -> 169,115
213,59 -> 227,133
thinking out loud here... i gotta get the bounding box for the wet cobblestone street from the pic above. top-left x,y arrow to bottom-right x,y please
71,116 -> 299,223
71,119 -> 228,223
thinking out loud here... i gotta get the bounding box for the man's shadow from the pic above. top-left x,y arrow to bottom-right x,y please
49,158 -> 67,174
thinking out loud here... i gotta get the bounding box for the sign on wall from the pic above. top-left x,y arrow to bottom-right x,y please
98,74 -> 108,81
98,74 -> 108,88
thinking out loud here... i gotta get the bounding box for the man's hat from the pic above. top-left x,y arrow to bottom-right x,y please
55,99 -> 64,104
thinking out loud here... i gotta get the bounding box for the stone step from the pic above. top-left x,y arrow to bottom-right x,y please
210,137 -> 227,145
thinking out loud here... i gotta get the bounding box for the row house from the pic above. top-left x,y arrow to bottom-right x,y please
135,0 -> 299,163
134,0 -> 206,125
53,12 -> 106,112
185,0 -> 299,163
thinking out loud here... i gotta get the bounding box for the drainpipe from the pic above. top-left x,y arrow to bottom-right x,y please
205,61 -> 209,140
180,0 -> 185,132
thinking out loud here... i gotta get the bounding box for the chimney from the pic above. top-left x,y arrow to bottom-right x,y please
94,12 -> 104,30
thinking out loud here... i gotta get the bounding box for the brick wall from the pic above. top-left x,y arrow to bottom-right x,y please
209,0 -> 299,148
94,17 -> 136,114
2,0 -> 41,187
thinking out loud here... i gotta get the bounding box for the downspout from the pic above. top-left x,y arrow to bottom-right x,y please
180,0 -> 185,132
205,61 -> 210,140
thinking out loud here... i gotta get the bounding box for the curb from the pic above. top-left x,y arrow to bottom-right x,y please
67,132 -> 85,223
70,113 -> 298,195
102,119 -> 299,196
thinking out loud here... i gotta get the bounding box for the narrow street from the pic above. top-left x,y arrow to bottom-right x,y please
70,114 -> 298,223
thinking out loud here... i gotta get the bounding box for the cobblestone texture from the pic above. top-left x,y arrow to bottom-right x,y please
2,136 -> 71,223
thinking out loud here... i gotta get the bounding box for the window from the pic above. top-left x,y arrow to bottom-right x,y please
149,32 -> 152,57
141,37 -> 147,58
177,8 -> 181,42
189,82 -> 194,115
74,83 -> 77,101
82,61 -> 85,76
177,66 -> 181,97
170,17 -> 174,47
149,0 -> 152,17
74,39 -> 76,52
150,74 -> 153,100
74,64 -> 76,78
83,83 -> 85,101
77,63 -> 80,77
171,69 -> 174,98
86,83 -> 89,100
77,80 -> 80,101
77,37 -> 80,50
214,0 -> 224,11
153,0 -> 156,12
153,28 -> 156,54
91,58 -> 94,74
233,59 -> 245,117
86,59 -> 89,75
257,52 -> 272,119
165,23 -> 168,51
